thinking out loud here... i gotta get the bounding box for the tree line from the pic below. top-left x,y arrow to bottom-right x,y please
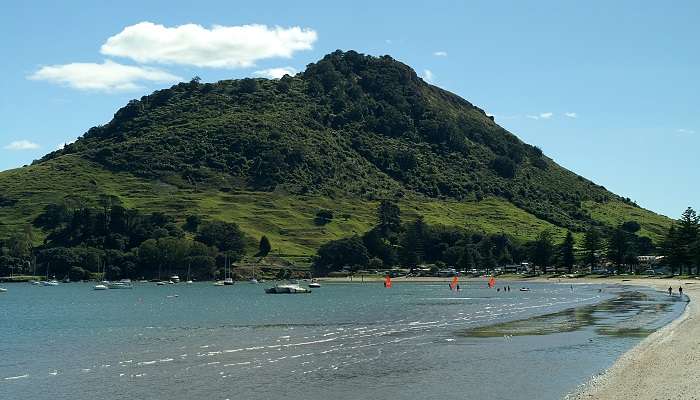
0,196 -> 256,281
312,200 -> 659,276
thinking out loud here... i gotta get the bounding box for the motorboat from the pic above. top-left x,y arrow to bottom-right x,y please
0,287 -> 7,293
156,281 -> 168,286
265,284 -> 311,294
249,278 -> 258,284
108,280 -> 133,289
213,281 -> 225,286
519,287 -> 531,292
93,284 -> 108,290
186,280 -> 194,284
170,275 -> 180,283
308,280 -> 321,288
223,277 -> 234,286
43,279 -> 60,286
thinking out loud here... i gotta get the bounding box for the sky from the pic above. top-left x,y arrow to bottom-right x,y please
0,0 -> 698,218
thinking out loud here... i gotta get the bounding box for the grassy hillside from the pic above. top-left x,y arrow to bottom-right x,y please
0,154 -> 668,260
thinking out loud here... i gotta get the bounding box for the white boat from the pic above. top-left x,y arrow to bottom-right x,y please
308,281 -> 321,288
213,281 -> 225,286
170,275 -> 180,283
222,255 -> 234,285
0,287 -> 7,293
108,280 -> 133,289
43,279 -> 60,286
249,278 -> 258,284
186,280 -> 194,284
519,287 -> 531,292
265,284 -> 311,294
156,281 -> 167,286
93,284 -> 108,290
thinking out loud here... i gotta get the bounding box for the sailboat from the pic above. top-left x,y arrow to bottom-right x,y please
186,263 -> 193,284
94,257 -> 108,290
43,263 -> 59,286
223,255 -> 234,285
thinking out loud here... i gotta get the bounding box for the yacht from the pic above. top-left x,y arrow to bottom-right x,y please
308,280 -> 321,288
170,275 -> 180,283
265,283 -> 311,294
108,279 -> 133,289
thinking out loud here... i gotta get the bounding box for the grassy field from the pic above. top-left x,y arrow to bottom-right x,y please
0,155 -> 672,259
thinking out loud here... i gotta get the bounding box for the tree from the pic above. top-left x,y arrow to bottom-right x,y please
399,217 -> 427,267
196,221 -> 246,261
314,209 -> 334,225
532,230 -> 555,274
257,235 -> 271,258
313,236 -> 369,275
377,200 -> 401,234
677,207 -> 699,274
183,215 -> 201,232
583,228 -> 602,270
607,227 -> 630,270
560,231 -> 575,273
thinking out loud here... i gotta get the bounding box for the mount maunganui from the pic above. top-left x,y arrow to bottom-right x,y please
0,50 -> 669,256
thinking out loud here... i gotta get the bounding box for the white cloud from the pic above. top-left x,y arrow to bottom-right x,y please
101,22 -> 317,68
527,112 -> 553,120
433,51 -> 448,57
564,112 -> 578,118
423,69 -> 435,83
29,60 -> 181,92
252,66 -> 297,79
677,128 -> 696,134
4,140 -> 40,150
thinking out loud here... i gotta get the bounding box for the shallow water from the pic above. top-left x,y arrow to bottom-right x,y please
0,281 -> 686,400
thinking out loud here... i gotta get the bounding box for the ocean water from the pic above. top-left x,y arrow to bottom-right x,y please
0,281 -> 686,400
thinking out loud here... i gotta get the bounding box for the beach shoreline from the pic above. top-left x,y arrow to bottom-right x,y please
320,275 -> 696,399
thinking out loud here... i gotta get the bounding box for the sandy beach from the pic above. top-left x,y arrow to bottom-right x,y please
322,275 -> 698,399
564,277 -> 699,400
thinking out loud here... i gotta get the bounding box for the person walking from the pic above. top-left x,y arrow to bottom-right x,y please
668,286 -> 673,296
679,286 -> 683,297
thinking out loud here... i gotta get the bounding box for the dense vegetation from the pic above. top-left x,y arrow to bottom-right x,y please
312,201 -> 658,276
40,50 -> 632,231
0,50 -> 672,264
0,197 -> 247,280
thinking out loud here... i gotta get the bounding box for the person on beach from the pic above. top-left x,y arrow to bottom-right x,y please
668,286 -> 673,296
679,286 -> 683,297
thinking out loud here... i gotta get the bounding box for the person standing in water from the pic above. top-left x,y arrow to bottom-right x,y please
668,286 -> 673,296
679,286 -> 683,297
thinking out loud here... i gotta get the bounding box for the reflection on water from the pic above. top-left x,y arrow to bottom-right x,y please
0,282 -> 685,400
460,290 -> 680,338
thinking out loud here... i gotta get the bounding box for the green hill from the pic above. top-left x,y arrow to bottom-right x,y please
0,50 -> 670,258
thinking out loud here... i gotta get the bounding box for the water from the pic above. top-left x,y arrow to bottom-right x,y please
0,281 -> 686,400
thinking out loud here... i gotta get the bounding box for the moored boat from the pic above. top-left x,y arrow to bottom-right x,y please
93,284 -> 108,290
265,284 -> 311,294
108,279 -> 133,289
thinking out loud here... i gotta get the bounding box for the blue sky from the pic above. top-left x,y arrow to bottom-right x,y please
0,0 -> 698,218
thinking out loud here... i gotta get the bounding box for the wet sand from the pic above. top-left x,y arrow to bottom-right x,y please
563,278 -> 698,400
322,275 -> 698,399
